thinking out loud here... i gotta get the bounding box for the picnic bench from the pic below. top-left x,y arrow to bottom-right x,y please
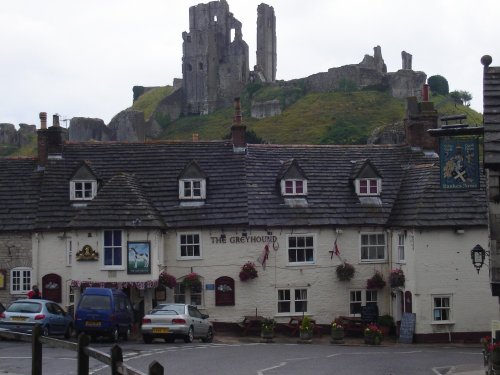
337,316 -> 365,336
239,315 -> 264,335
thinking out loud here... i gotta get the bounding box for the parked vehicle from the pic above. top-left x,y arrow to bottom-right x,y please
0,299 -> 73,338
141,303 -> 213,344
74,288 -> 134,342
0,302 -> 5,314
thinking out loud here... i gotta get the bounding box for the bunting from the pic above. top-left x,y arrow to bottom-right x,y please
330,238 -> 341,260
258,244 -> 270,270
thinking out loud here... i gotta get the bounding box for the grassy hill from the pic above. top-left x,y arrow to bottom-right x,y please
3,84 -> 483,157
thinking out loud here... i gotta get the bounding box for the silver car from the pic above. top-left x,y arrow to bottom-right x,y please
141,304 -> 213,344
0,299 -> 73,338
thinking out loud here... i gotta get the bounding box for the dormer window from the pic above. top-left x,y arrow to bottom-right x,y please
69,162 -> 99,202
178,160 -> 207,201
357,178 -> 380,196
282,179 -> 307,196
71,180 -> 97,200
179,179 -> 206,199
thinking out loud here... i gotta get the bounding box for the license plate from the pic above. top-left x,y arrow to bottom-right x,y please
11,316 -> 27,322
152,328 -> 169,334
85,321 -> 101,327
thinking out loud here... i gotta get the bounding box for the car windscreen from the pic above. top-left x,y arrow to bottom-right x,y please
154,305 -> 184,315
7,302 -> 42,313
79,295 -> 111,310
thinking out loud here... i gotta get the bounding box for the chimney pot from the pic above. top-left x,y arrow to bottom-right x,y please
39,112 -> 47,129
231,98 -> 246,153
53,114 -> 60,127
192,133 -> 199,142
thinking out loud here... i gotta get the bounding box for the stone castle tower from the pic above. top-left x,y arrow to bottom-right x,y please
256,4 -> 277,83
182,0 -> 250,115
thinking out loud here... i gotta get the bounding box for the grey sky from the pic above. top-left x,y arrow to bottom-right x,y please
1,0 -> 498,127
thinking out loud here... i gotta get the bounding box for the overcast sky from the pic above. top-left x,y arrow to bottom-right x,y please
1,0 -> 498,127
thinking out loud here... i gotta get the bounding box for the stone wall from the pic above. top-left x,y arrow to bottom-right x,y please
256,3 -> 277,82
0,123 -> 36,147
251,99 -> 281,119
69,117 -> 112,142
0,232 -> 32,305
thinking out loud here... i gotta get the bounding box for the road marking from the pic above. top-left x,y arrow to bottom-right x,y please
257,362 -> 287,375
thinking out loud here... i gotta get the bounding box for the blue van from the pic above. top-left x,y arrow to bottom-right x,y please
74,288 -> 134,341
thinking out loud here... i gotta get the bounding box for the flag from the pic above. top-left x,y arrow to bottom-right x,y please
330,238 -> 340,259
258,244 -> 270,269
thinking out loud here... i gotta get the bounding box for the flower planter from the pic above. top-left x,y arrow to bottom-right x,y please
364,335 -> 381,345
260,329 -> 274,343
298,330 -> 313,343
330,328 -> 345,344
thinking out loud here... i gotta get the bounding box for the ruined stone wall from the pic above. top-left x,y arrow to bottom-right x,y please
251,99 -> 281,119
0,123 -> 36,148
256,3 -> 277,82
0,232 -> 32,305
69,117 -> 112,142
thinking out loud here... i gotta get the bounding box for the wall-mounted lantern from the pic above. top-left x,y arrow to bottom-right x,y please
471,244 -> 488,274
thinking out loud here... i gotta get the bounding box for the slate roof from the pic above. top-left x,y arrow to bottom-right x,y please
483,56 -> 500,167
0,140 -> 487,231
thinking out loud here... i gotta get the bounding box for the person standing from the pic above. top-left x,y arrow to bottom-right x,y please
27,285 -> 41,299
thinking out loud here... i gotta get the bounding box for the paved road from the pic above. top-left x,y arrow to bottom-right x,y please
0,335 -> 487,375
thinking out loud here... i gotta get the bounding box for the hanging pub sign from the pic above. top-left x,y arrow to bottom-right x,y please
127,241 -> 151,274
439,138 -> 480,189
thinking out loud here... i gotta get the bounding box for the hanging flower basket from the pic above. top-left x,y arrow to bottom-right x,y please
182,272 -> 201,288
239,261 -> 258,281
336,262 -> 355,281
389,269 -> 405,288
159,271 -> 177,289
366,271 -> 386,289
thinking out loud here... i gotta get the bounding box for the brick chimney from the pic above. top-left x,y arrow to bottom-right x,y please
37,112 -> 68,169
231,97 -> 246,153
404,85 -> 439,152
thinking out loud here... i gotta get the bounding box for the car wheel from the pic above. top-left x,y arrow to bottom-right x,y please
143,334 -> 153,344
201,327 -> 213,343
184,327 -> 194,343
64,325 -> 73,339
42,325 -> 50,337
111,327 -> 119,343
164,336 -> 175,343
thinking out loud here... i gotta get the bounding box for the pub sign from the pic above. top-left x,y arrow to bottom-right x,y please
439,138 -> 479,189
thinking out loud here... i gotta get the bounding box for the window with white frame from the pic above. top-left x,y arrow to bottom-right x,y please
277,288 -> 308,314
360,233 -> 386,261
397,233 -> 405,262
281,179 -> 307,196
349,290 -> 378,315
174,282 -> 203,306
66,239 -> 73,267
433,295 -> 451,321
179,179 -> 206,199
179,233 -> 201,259
103,230 -> 123,267
10,267 -> 32,294
356,178 -> 380,196
288,235 -> 314,264
70,180 -> 97,200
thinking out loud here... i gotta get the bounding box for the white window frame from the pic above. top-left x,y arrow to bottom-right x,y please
70,180 -> 97,201
102,229 -> 124,270
281,179 -> 308,196
174,282 -> 203,307
277,288 -> 309,315
10,267 -> 32,294
179,179 -> 206,199
66,239 -> 73,267
287,234 -> 315,265
397,233 -> 405,263
360,232 -> 386,262
178,232 -> 202,259
432,295 -> 452,322
355,178 -> 381,196
349,289 -> 378,316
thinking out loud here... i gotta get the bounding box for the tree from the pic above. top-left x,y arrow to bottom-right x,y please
428,75 -> 449,96
449,90 -> 473,107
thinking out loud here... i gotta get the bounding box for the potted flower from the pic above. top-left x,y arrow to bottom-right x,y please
336,262 -> 355,281
239,261 -> 258,282
389,269 -> 405,288
377,314 -> 394,337
182,272 -> 201,288
366,271 -> 386,289
299,315 -> 314,342
260,317 -> 275,342
330,319 -> 344,344
159,271 -> 177,289
364,323 -> 383,345
482,336 -> 492,366
489,342 -> 500,367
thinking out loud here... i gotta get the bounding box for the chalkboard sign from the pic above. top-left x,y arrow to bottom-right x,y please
399,312 -> 416,344
361,304 -> 379,324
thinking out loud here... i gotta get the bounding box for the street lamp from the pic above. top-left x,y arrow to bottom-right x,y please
471,244 -> 488,274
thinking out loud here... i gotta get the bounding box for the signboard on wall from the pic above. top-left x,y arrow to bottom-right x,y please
42,273 -> 62,303
127,242 -> 151,274
439,138 -> 480,189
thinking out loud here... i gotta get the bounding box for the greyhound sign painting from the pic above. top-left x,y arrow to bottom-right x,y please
127,242 -> 151,274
